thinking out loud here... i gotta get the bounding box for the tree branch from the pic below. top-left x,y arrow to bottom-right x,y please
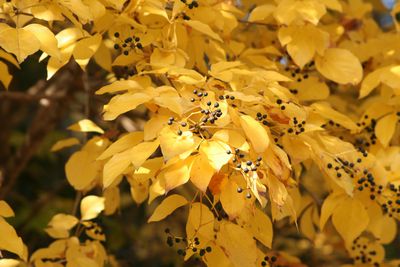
0,63 -> 82,199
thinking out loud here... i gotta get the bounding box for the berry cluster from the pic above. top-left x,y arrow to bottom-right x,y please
256,112 -> 269,126
113,32 -> 143,56
260,255 -> 277,266
287,117 -> 306,135
180,0 -> 199,9
164,228 -> 212,258
350,237 -> 381,266
380,183 -> 400,217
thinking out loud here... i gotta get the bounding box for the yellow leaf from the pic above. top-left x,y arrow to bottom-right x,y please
0,27 -> 41,63
220,180 -> 246,219
239,115 -> 270,153
131,157 -> 164,182
0,49 -> 19,68
148,194 -> 188,222
278,24 -> 329,68
24,24 -> 60,60
332,196 -> 369,244
80,195 -> 105,220
93,42 -> 112,71
97,132 -> 143,160
102,149 -> 131,188
265,174 -> 288,206
51,137 -> 80,152
65,150 -> 99,190
199,140 -> 233,171
59,0 -> 92,23
73,34 -> 102,68
153,86 -> 183,115
103,92 -> 152,120
216,222 -> 257,267
190,155 -> 215,192
160,128 -> 200,160
360,65 -> 400,98
186,203 -> 214,241
212,130 -> 249,152
144,114 -> 169,141
248,4 -> 275,22
167,67 -> 206,85
274,0 -> 326,25
311,102 -> 359,131
157,157 -> 194,192
247,208 -> 273,248
321,0 -> 342,11
104,187 -> 120,215
0,61 -> 12,89
368,215 -> 397,244
66,248 -> 99,267
95,80 -> 143,95
290,75 -> 330,101
0,217 -> 24,259
319,193 -> 347,229
209,61 -> 243,82
315,48 -> 363,84
375,113 -> 397,147
0,201 -> 14,218
47,214 -> 78,230
183,20 -> 223,42
45,213 -> 78,238
0,259 -> 21,267
203,244 -> 231,267
68,119 -> 104,134
130,179 -> 149,204
130,139 -> 160,168
300,206 -> 317,240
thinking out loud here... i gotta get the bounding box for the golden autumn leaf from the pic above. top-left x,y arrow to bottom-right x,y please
216,222 -> 258,267
319,193 -> 347,229
0,217 -> 24,259
80,195 -> 105,221
45,214 -> 79,238
199,140 -> 233,171
97,132 -> 143,160
0,259 -> 22,267
2,1 -> 400,266
157,157 -> 194,193
190,154 -> 215,192
68,119 -> 104,134
375,113 -> 397,147
247,208 -> 273,248
248,4 -> 275,22
0,201 -> 14,218
24,23 -> 61,60
0,61 -> 12,89
0,27 -> 41,63
183,20 -> 223,42
332,196 -> 369,244
239,115 -> 270,153
65,150 -> 99,190
315,48 -> 363,84
51,137 -> 80,152
220,179 -> 246,219
102,149 -> 131,188
278,24 -> 329,68
186,203 -> 214,242
274,0 -> 326,25
159,128 -> 200,160
102,92 -> 153,120
148,194 -> 188,222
